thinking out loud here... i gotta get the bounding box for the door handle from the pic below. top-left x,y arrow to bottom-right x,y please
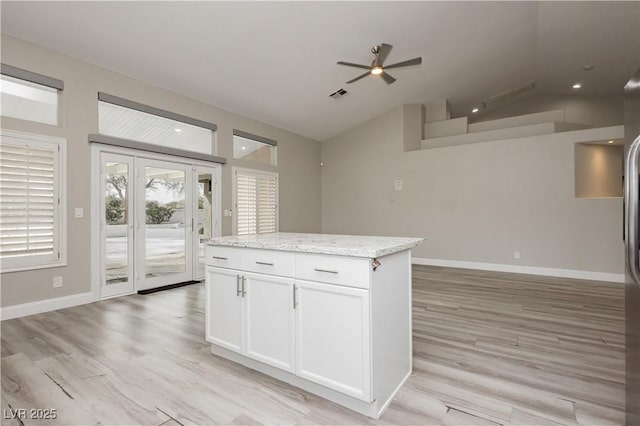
241,276 -> 246,297
625,135 -> 640,285
293,284 -> 298,309
236,275 -> 241,296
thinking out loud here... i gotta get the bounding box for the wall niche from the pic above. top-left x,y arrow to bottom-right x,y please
575,140 -> 623,198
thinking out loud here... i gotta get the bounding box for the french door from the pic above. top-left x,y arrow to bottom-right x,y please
100,153 -> 135,298
98,150 -> 218,298
136,158 -> 192,290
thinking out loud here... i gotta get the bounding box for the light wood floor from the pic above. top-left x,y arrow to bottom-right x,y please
1,265 -> 624,425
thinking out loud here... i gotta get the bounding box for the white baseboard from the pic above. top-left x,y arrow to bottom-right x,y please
1,291 -> 94,321
412,257 -> 624,284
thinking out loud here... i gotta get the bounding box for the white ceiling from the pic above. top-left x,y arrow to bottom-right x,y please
1,1 -> 639,141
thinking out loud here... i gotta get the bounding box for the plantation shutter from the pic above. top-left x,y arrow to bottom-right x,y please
235,169 -> 278,235
0,139 -> 59,263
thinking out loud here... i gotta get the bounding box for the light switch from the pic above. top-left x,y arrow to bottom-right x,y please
75,207 -> 84,218
394,180 -> 403,190
53,276 -> 63,288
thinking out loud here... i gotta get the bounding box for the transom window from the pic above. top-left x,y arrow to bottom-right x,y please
1,64 -> 63,126
98,93 -> 217,156
233,130 -> 277,166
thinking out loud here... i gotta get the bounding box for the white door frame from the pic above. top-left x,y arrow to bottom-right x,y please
91,144 -> 221,301
193,165 -> 219,280
98,152 -> 136,299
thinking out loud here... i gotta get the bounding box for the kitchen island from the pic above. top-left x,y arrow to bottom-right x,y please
205,232 -> 423,418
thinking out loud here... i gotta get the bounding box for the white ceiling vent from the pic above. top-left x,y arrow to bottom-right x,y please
329,88 -> 348,99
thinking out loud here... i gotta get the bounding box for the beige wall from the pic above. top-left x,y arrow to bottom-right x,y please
0,35 -> 321,307
469,92 -> 624,129
575,144 -> 623,198
321,106 -> 624,275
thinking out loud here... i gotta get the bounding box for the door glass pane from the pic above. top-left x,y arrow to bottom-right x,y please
197,172 -> 213,277
105,162 -> 129,285
145,166 -> 186,278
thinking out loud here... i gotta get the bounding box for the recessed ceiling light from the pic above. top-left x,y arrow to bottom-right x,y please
572,83 -> 582,89
174,128 -> 182,132
608,140 -> 614,144
241,146 -> 246,150
371,67 -> 383,75
472,108 -> 479,113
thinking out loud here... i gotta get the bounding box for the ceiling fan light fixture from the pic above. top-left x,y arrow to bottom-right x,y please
337,43 -> 421,85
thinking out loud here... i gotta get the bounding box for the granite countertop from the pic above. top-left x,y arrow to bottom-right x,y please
207,232 -> 424,258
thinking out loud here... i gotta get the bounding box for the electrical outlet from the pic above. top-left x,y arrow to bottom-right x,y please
514,251 -> 521,260
394,180 -> 403,190
53,276 -> 63,288
74,207 -> 84,218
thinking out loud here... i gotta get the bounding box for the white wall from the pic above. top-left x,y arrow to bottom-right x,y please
0,35 -> 321,307
321,106 -> 624,276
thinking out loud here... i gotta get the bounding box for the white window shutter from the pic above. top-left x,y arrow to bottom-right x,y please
235,169 -> 278,235
0,131 -> 64,271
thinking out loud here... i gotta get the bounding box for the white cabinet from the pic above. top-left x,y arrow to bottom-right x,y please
206,267 -> 295,372
295,280 -> 371,401
295,252 -> 371,289
205,267 -> 243,352
244,272 -> 295,372
205,245 -> 413,419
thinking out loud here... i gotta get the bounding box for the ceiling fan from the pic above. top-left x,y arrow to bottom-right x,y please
337,43 -> 422,85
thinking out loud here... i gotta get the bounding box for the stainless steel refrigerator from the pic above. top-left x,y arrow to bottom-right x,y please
625,66 -> 640,425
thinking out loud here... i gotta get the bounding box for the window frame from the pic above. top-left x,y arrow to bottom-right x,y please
97,93 -> 219,157
0,64 -> 63,127
0,129 -> 67,273
232,129 -> 278,166
232,166 -> 279,236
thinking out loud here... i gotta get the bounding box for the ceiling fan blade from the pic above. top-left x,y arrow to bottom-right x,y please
380,72 -> 396,84
384,57 -> 422,69
376,43 -> 393,66
346,71 -> 371,84
337,61 -> 371,70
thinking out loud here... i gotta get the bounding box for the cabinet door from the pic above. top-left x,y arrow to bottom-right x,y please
244,272 -> 295,372
295,280 -> 372,402
206,267 -> 243,352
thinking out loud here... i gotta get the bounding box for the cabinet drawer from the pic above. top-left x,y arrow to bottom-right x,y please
205,246 -> 243,269
244,249 -> 295,277
295,253 -> 371,289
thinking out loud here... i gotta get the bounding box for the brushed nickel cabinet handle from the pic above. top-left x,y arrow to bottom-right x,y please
314,268 -> 338,274
241,276 -> 246,297
236,275 -> 241,297
212,256 -> 228,261
255,261 -> 274,266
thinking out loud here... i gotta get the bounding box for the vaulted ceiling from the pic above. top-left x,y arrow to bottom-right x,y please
1,1 -> 638,141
